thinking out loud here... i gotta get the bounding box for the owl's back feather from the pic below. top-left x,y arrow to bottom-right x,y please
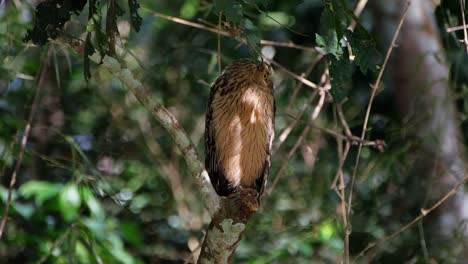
205,59 -> 275,197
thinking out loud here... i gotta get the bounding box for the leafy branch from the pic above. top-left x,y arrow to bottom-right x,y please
0,48 -> 50,240
93,54 -> 221,216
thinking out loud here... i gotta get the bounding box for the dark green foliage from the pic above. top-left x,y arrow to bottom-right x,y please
344,28 -> 380,74
315,33 -> 342,58
84,32 -> 94,80
1,0 -> 467,263
244,18 -> 261,48
24,0 -> 88,45
128,0 -> 143,32
214,0 -> 243,23
212,0 -> 269,56
84,0 -> 101,81
320,0 -> 348,42
317,0 -> 380,101
24,0 -> 142,80
435,1 -> 468,146
328,54 -> 353,102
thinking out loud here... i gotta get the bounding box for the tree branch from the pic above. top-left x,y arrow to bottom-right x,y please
57,32 -> 267,263
93,54 -> 221,216
354,173 -> 468,262
460,0 -> 468,53
96,54 -> 260,263
142,7 -> 317,52
348,0 -> 411,217
0,48 -> 49,240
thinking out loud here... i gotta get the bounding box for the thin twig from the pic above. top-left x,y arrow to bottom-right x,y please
99,56 -> 221,216
335,2 -> 382,261
460,0 -> 468,53
331,105 -> 352,264
345,3 -> 412,260
347,0 -> 412,215
354,173 -> 468,262
311,66 -> 330,120
287,54 -> 324,109
0,49 -> 49,239
418,221 -> 429,262
0,140 -> 17,183
311,90 -> 326,119
349,0 -> 369,31
273,59 -> 329,154
331,104 -> 353,190
332,141 -> 351,192
273,93 -> 317,155
142,7 -> 317,52
259,40 -> 316,52
337,102 -> 352,138
284,113 -> 386,151
338,142 -> 351,264
37,225 -> 73,264
58,36 -> 222,215
197,18 -> 217,28
447,24 -> 468,32
265,58 -> 327,90
266,124 -> 311,196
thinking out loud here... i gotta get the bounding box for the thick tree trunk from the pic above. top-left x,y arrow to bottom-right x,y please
373,0 -> 467,259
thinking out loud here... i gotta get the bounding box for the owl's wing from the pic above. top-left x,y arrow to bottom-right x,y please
255,89 -> 276,197
205,77 -> 235,196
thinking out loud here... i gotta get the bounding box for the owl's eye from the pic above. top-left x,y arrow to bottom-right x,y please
263,73 -> 268,81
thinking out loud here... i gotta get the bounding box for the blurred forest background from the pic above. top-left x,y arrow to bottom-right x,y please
0,0 -> 468,263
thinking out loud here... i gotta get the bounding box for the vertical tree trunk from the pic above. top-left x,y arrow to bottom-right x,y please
373,0 -> 467,259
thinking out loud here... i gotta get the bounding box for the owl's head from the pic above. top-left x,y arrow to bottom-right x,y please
255,61 -> 273,87
221,59 -> 273,89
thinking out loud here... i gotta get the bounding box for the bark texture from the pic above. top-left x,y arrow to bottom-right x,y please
373,0 -> 467,259
198,189 -> 259,263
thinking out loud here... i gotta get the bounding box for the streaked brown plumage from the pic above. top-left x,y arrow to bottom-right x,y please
205,59 -> 275,197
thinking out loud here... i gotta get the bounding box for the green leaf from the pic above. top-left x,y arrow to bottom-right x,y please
250,0 -> 270,6
319,1 -> 347,41
107,233 -> 138,264
315,33 -> 342,58
258,12 -> 294,27
345,28 -> 381,74
128,0 -> 143,32
291,240 -> 314,256
24,0 -> 88,45
213,0 -> 228,11
318,221 -> 336,242
120,222 -> 143,246
19,180 -> 63,205
318,0 -> 357,60
214,0 -> 243,23
14,202 -> 35,218
59,183 -> 81,221
180,0 -> 199,19
328,55 -> 354,102
81,187 -> 105,220
0,185 -> 13,203
244,19 -> 260,49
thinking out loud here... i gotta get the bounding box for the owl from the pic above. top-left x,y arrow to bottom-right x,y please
205,59 -> 275,198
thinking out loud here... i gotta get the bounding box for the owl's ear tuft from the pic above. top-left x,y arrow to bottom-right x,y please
257,63 -> 268,73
